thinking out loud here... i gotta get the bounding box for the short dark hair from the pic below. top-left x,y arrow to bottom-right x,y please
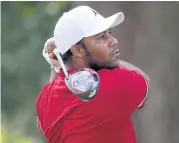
61,39 -> 83,64
61,49 -> 73,64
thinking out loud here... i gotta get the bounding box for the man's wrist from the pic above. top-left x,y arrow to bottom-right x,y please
49,67 -> 59,82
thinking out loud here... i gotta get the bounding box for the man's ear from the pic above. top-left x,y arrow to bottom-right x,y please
70,44 -> 85,58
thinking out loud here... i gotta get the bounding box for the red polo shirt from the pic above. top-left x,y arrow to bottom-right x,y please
36,67 -> 149,143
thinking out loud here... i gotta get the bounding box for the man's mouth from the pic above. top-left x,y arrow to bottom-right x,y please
111,49 -> 120,56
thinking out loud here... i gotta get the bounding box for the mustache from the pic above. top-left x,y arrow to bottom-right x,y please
110,46 -> 120,55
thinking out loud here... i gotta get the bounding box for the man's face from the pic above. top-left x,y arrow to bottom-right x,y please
83,29 -> 120,70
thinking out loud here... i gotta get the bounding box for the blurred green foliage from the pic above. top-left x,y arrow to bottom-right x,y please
1,1 -> 70,142
1,125 -> 31,143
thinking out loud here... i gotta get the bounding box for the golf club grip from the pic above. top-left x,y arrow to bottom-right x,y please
53,49 -> 69,78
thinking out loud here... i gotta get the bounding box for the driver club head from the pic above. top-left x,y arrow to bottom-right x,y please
53,49 -> 100,101
65,68 -> 100,101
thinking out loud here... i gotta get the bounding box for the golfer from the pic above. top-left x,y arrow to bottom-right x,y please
36,6 -> 150,143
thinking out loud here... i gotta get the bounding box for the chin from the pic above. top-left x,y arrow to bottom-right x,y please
110,60 -> 120,68
106,63 -> 119,69
89,60 -> 120,71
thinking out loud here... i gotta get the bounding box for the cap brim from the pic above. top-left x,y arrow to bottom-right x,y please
84,12 -> 124,37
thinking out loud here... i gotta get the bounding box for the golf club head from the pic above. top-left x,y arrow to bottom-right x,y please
65,68 -> 100,101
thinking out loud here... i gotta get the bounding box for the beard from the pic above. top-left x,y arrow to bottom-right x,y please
89,62 -> 117,71
81,42 -> 118,71
84,48 -> 117,71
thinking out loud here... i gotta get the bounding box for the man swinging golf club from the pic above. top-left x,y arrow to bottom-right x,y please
36,6 -> 150,143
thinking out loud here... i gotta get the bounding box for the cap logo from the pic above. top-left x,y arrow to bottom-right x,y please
92,10 -> 98,16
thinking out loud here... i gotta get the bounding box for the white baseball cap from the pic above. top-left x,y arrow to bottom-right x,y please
54,6 -> 124,55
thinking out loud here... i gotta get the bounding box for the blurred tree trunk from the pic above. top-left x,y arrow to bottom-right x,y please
73,2 -> 179,143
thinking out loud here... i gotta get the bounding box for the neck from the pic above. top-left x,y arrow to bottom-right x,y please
65,57 -> 89,70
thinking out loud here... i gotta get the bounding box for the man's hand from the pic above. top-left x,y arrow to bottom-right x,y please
43,37 -> 60,82
42,37 -> 61,73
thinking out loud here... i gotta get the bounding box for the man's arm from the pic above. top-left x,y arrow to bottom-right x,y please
42,37 -> 61,82
49,68 -> 59,83
119,60 -> 149,81
119,60 -> 150,108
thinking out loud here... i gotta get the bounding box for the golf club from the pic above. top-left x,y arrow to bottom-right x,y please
53,49 -> 100,101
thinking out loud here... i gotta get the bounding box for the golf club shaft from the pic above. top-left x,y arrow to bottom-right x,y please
53,49 -> 69,79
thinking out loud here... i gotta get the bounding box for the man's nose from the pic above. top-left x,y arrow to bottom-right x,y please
108,35 -> 118,47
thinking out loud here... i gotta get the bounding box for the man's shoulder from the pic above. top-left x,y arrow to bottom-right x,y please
97,67 -> 131,77
95,67 -> 133,93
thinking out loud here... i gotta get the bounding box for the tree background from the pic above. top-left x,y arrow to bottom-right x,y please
1,1 -> 179,143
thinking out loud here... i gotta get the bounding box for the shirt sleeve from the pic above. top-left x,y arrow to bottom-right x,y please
98,67 -> 149,118
136,72 -> 149,109
128,70 -> 149,109
36,83 -> 51,132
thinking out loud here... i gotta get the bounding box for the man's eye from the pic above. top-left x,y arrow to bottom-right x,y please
98,35 -> 105,40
